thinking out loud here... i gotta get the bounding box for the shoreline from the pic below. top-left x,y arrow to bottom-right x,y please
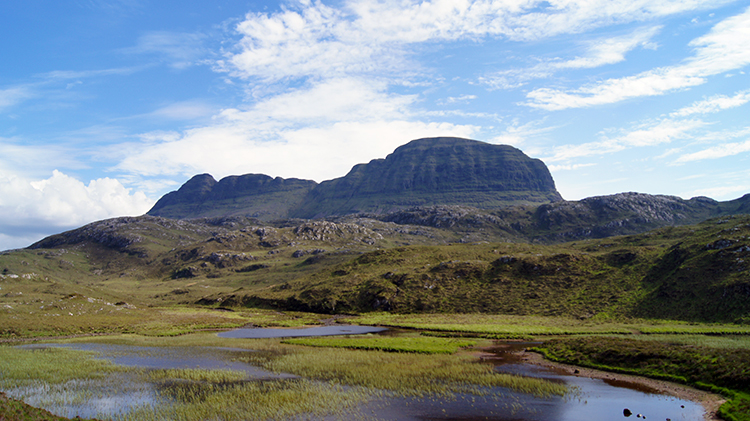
519,349 -> 726,421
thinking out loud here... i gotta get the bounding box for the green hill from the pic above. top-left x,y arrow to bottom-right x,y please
2,211 -> 748,328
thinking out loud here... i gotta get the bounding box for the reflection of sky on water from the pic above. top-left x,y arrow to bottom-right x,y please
10,337 -> 708,421
9,375 -> 156,420
56,343 -> 296,379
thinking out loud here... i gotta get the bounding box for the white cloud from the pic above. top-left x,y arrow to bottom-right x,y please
148,101 -> 217,121
113,77 -> 478,182
545,118 -> 706,161
482,26 -> 661,89
688,183 -> 750,200
441,95 -> 477,105
676,139 -> 750,163
223,0 -> 727,84
524,6 -> 750,110
0,170 -> 154,251
671,89 -> 750,116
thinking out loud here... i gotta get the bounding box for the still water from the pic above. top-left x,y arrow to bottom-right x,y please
7,327 -> 708,420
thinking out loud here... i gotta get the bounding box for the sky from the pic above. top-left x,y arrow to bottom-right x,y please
1,0 -> 750,251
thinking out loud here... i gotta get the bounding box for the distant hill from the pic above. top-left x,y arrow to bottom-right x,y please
147,137 -> 562,220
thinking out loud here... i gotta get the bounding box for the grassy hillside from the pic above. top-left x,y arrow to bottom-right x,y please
2,211 -> 749,337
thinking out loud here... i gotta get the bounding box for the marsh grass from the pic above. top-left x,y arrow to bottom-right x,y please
282,335 -> 477,354
0,346 -> 124,384
351,313 -> 634,336
252,345 -> 567,398
146,368 -> 248,383
620,334 -> 750,349
122,379 -> 372,421
351,312 -> 750,337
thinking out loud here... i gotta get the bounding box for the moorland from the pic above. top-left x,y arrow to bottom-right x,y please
2,137 -> 750,420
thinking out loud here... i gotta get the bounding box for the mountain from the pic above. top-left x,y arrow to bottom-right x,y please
148,173 -> 317,220
147,137 -> 562,220
290,137 -> 562,218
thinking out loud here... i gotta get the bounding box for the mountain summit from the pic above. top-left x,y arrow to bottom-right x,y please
291,137 -> 562,218
148,137 -> 562,220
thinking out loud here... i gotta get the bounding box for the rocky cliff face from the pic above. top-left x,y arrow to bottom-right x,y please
291,137 -> 562,218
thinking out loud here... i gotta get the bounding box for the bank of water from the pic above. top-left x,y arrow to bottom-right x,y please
3,328 -> 709,420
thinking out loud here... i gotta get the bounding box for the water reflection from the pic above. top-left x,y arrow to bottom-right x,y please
8,338 -> 708,420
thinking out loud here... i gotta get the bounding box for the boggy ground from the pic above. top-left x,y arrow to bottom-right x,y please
2,311 -> 749,420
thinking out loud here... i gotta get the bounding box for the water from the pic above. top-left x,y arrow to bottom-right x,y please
6,333 -> 709,420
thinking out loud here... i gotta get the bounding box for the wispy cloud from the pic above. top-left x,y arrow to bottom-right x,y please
222,0 -> 727,85
524,6 -> 750,110
676,139 -> 750,163
112,77 -> 478,182
123,31 -> 208,69
482,26 -> 661,89
0,86 -> 34,111
671,89 -> 750,116
548,163 -> 596,171
545,118 -> 707,161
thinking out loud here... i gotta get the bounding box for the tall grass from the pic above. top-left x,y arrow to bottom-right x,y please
0,346 -> 124,385
121,379 -> 371,421
251,345 -> 567,398
282,335 -> 477,354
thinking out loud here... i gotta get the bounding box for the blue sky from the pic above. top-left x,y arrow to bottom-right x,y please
2,0 -> 750,250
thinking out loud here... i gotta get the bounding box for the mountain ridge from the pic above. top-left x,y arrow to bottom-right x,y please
147,137 -> 563,220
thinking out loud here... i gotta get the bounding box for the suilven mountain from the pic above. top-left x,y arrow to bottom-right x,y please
147,137 -> 563,220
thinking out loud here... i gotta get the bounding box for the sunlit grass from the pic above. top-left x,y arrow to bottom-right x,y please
283,335 -> 477,354
350,312 -> 750,337
121,379 -> 372,421
611,334 -> 750,350
0,346 -> 124,385
351,313 -> 634,336
146,368 -> 248,383
252,345 -> 567,398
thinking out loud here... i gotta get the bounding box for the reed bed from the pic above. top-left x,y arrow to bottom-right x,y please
0,346 -> 124,385
252,345 -> 567,398
282,335 -> 477,354
146,368 -> 248,383
352,313 -> 633,336
120,379 -> 371,421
